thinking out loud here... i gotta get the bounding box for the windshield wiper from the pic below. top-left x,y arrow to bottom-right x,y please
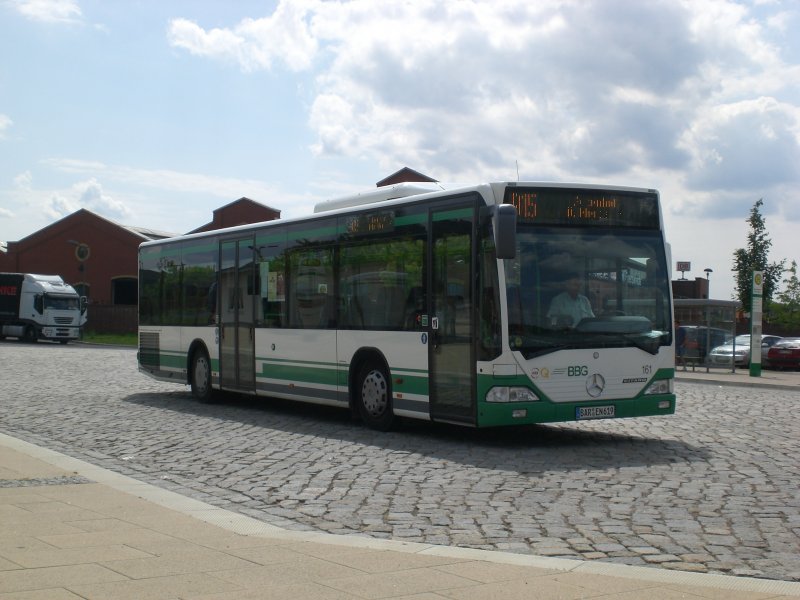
621,333 -> 661,355
578,331 -> 664,355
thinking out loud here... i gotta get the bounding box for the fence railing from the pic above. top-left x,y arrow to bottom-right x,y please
85,304 -> 137,334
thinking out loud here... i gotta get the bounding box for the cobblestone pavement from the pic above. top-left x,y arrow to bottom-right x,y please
1,342 -> 799,582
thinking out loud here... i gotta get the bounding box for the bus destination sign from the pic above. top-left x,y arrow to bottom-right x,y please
504,187 -> 660,228
345,211 -> 395,236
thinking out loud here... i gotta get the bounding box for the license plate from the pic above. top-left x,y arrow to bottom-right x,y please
576,405 -> 615,420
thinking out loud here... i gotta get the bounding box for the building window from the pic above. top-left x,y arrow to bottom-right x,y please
112,277 -> 138,305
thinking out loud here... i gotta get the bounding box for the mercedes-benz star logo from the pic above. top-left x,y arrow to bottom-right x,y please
586,373 -> 606,398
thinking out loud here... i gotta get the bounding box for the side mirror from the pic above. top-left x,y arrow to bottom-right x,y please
80,296 -> 88,314
493,204 -> 517,259
34,294 -> 44,314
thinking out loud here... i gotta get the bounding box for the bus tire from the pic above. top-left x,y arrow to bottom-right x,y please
356,358 -> 394,431
190,348 -> 215,403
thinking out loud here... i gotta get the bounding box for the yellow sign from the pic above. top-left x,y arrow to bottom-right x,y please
752,271 -> 763,295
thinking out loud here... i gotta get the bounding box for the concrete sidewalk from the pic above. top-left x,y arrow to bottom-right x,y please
1,434 -> 799,599
675,365 -> 800,391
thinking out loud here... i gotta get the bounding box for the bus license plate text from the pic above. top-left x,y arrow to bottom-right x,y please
576,406 -> 615,420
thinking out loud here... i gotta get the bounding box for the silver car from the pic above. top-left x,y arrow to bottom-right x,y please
708,334 -> 783,367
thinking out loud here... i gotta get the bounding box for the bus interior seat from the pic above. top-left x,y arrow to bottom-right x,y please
404,286 -> 425,329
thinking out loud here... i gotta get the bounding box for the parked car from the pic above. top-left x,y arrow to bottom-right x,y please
764,337 -> 800,370
678,326 -> 731,362
708,334 -> 783,367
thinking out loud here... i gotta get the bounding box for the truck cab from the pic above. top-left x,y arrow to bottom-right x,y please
0,273 -> 87,343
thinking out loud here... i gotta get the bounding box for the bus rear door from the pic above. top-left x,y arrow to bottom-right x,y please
219,237 -> 256,392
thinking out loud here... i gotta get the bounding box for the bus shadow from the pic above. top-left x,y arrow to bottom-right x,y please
124,390 -> 710,473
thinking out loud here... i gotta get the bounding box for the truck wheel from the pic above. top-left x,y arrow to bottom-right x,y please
190,348 -> 216,403
23,326 -> 37,343
356,358 -> 395,431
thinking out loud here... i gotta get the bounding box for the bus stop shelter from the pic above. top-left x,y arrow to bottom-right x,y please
673,299 -> 740,372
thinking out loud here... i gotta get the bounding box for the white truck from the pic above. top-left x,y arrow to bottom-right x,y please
0,273 -> 87,343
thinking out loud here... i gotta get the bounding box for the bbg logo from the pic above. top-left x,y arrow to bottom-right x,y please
567,365 -> 589,377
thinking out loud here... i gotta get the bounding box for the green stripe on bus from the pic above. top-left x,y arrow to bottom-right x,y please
390,372 -> 429,396
395,213 -> 427,227
159,352 -> 186,369
288,224 -> 338,241
255,231 -> 285,245
259,361 -> 339,386
181,240 -> 217,253
433,208 -> 472,221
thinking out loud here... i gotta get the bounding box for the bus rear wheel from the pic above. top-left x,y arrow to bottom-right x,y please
356,359 -> 394,431
190,349 -> 215,403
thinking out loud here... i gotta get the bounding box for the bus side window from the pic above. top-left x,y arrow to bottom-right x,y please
289,247 -> 334,329
479,289 -> 500,358
404,286 -> 424,330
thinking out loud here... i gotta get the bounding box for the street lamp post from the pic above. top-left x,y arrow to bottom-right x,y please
703,268 -> 713,370
67,240 -> 90,299
67,240 -> 90,340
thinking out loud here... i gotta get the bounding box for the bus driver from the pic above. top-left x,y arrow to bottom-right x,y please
547,272 -> 595,327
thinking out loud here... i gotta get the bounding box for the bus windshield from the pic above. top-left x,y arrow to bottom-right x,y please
504,226 -> 671,359
44,294 -> 79,311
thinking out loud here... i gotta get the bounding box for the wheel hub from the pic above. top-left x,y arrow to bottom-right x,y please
194,358 -> 209,393
361,370 -> 388,416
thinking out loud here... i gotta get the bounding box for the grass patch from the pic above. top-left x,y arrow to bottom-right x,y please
81,331 -> 138,346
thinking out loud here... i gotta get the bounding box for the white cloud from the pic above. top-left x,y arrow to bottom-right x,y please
0,114 -> 12,139
311,0 -> 798,216
45,192 -> 77,219
681,97 -> 800,193
167,0 -> 318,72
163,0 -> 797,225
44,178 -> 129,221
13,171 -> 32,190
12,0 -> 82,23
77,178 -> 130,219
300,0 -> 709,182
165,1 -> 800,177
43,158 -> 282,200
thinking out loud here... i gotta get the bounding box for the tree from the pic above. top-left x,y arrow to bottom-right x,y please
732,199 -> 785,313
771,260 -> 800,329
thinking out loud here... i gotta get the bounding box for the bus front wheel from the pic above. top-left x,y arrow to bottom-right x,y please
356,359 -> 395,431
190,349 -> 215,403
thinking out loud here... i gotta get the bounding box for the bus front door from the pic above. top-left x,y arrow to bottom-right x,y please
219,238 -> 255,392
429,205 -> 475,424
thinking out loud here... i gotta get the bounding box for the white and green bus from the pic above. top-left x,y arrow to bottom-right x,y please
138,181 -> 675,430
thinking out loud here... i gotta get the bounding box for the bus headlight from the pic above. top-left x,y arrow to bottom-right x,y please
486,387 -> 539,403
644,379 -> 673,395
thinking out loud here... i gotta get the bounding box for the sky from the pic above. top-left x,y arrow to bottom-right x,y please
1,0 -> 799,303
